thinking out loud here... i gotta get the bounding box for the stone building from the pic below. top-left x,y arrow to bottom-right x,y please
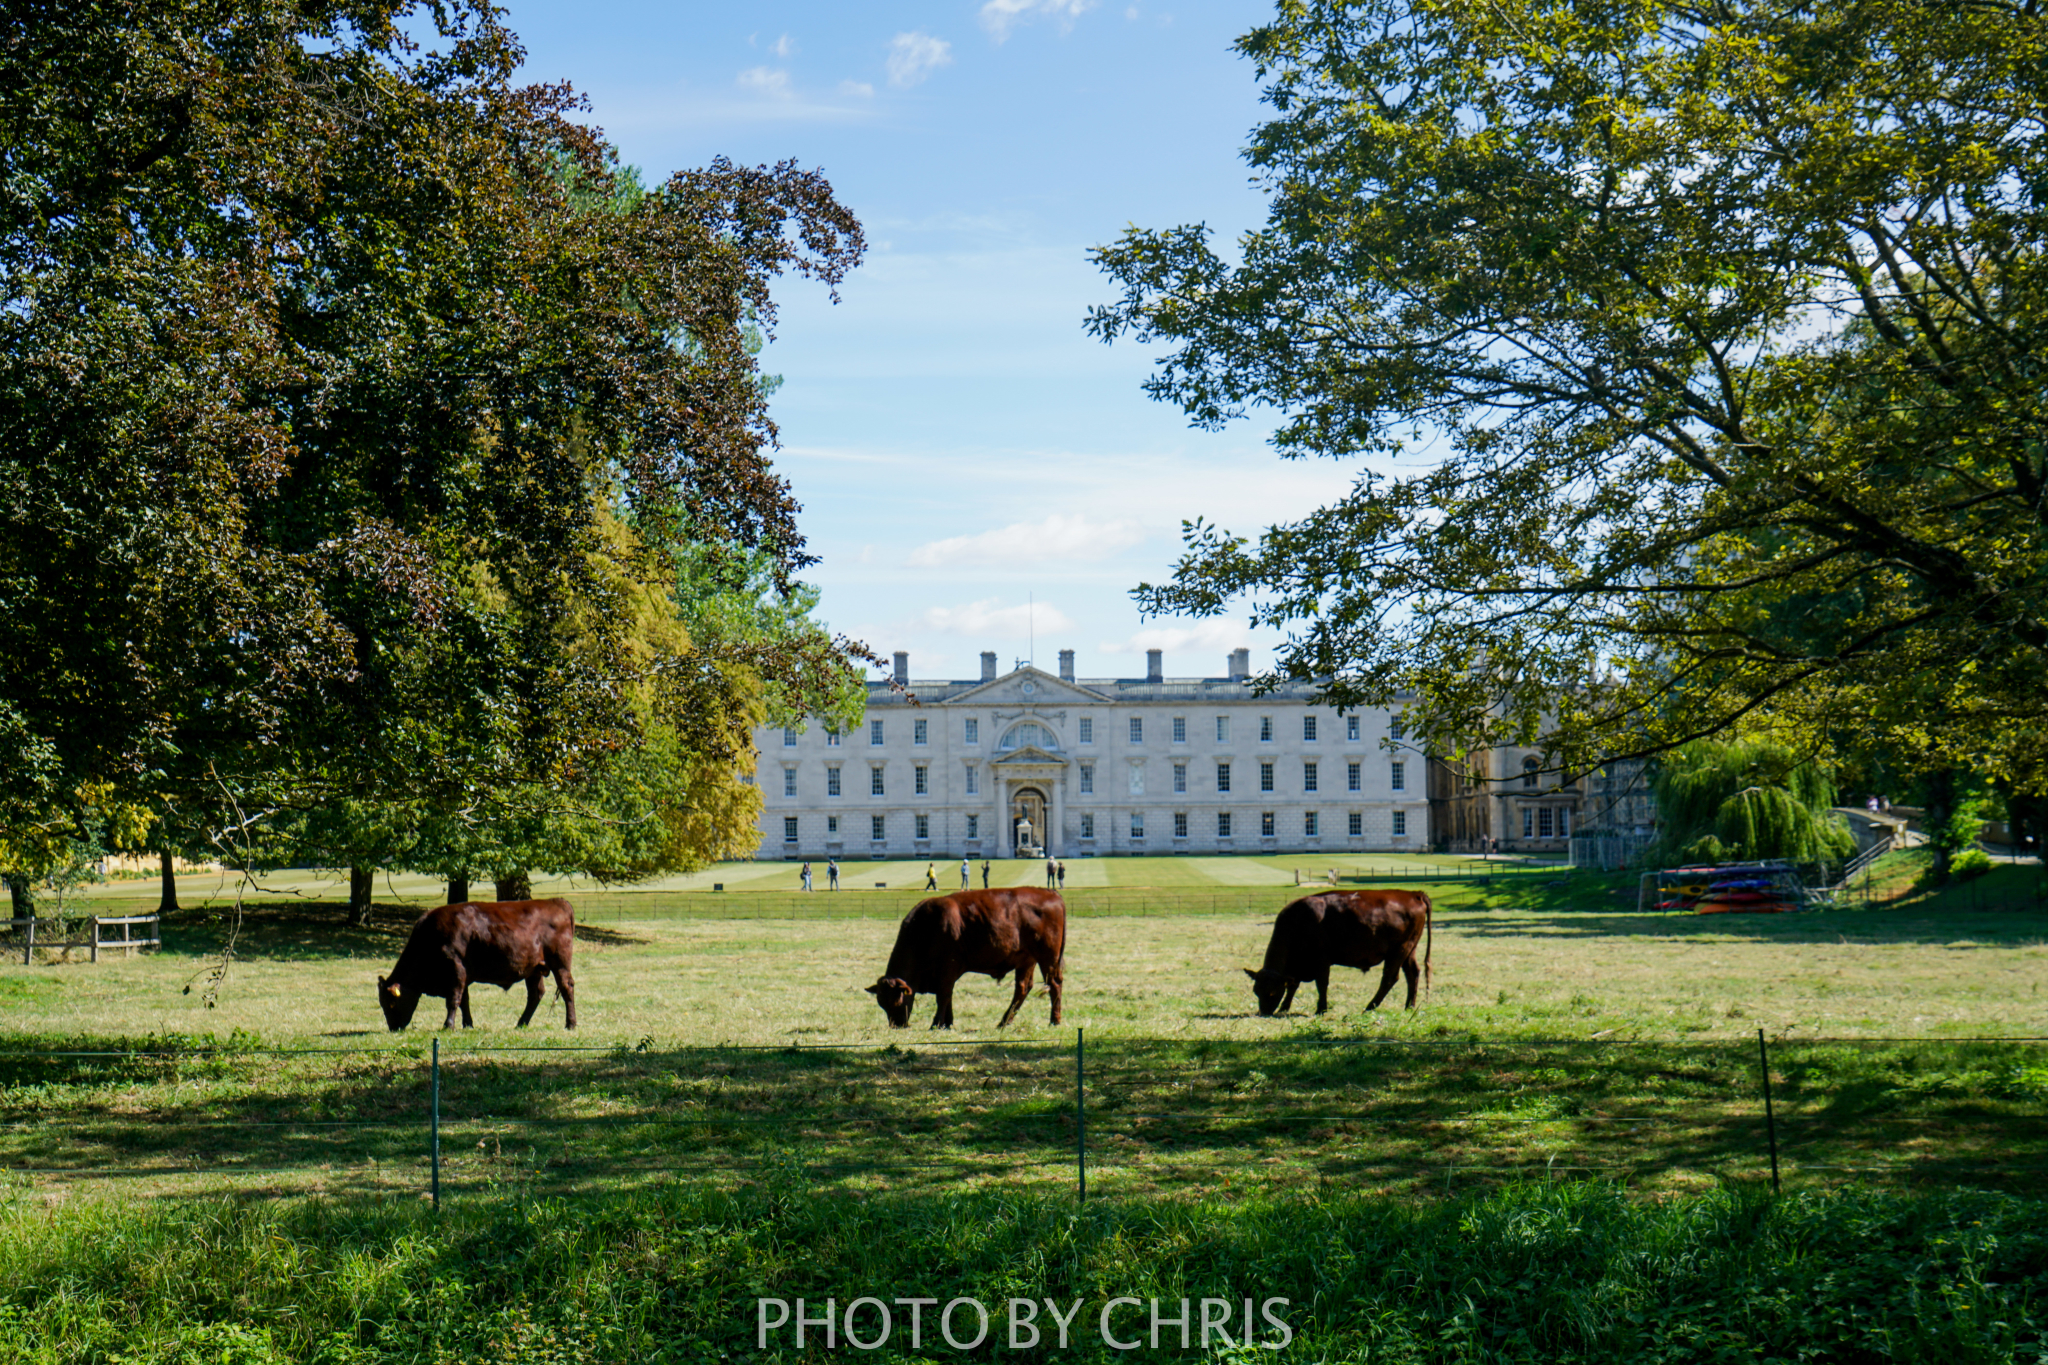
750,649 -> 1431,860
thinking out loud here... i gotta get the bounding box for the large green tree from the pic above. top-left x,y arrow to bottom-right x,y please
1,1 -> 865,883
1089,0 -> 2047,789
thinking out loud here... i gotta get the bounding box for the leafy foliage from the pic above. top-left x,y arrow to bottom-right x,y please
1089,0 -> 2048,789
1649,738 -> 1854,865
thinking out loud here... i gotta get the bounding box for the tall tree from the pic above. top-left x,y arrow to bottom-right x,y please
1089,0 -> 2047,789
1,2 -> 866,872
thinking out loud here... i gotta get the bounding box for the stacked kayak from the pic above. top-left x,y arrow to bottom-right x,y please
1653,863 -> 1804,914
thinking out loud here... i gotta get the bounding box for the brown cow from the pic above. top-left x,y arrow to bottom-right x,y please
865,887 -> 1066,1029
1244,889 -> 1431,1015
377,899 -> 578,1031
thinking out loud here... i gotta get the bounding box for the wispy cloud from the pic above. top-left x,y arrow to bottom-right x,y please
886,31 -> 953,87
771,33 -> 796,58
913,598 -> 1075,637
981,0 -> 1097,42
838,79 -> 876,98
906,514 -> 1146,568
737,66 -> 792,98
1101,621 -> 1259,656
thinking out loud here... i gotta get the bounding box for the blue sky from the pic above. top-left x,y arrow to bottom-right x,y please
504,0 -> 1357,684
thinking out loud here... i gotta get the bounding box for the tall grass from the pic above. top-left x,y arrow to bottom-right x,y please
2,1182 -> 2044,1362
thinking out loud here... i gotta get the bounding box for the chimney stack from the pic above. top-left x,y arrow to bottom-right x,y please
1146,649 -> 1164,683
1229,648 -> 1251,681
980,651 -> 997,682
1059,649 -> 1075,682
893,651 -> 909,684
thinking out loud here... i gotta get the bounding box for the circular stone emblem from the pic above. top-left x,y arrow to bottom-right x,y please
1021,680 -> 1036,695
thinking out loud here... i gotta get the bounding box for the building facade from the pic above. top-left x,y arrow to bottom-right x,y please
750,649 -> 1431,860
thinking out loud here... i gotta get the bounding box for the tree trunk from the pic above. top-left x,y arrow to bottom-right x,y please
349,865 -> 374,926
493,870 -> 532,902
447,875 -> 470,905
157,849 -> 180,916
1924,768 -> 1956,882
4,874 -> 32,919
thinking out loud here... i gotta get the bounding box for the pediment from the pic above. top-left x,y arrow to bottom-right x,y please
949,666 -> 1109,706
991,745 -> 1067,767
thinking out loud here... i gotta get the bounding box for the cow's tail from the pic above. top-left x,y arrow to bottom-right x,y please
1424,893 -> 1434,1000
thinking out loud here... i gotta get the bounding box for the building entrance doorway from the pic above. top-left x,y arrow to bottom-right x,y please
1011,787 -> 1047,857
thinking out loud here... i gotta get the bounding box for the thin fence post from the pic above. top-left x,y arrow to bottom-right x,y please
1076,1027 -> 1086,1203
431,1037 -> 442,1210
89,917 -> 99,964
1757,1028 -> 1781,1194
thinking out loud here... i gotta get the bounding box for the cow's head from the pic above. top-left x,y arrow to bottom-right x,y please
865,977 -> 915,1027
377,975 -> 420,1032
1243,968 -> 1290,1017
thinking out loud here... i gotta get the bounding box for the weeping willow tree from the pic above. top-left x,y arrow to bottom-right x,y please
1651,740 -> 1856,867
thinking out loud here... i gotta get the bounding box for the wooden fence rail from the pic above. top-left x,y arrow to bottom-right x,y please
3,914 -> 160,965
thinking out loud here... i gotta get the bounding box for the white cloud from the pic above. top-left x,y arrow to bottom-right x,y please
886,31 -> 953,87
839,79 -> 876,97
913,598 -> 1076,637
981,0 -> 1097,42
906,514 -> 1146,568
1101,620 -> 1260,655
772,33 -> 796,58
737,66 -> 792,98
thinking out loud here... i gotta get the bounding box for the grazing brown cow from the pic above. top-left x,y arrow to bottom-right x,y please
377,899 -> 578,1031
865,888 -> 1066,1029
1244,889 -> 1431,1015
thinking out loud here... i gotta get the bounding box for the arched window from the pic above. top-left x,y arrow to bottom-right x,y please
1522,757 -> 1540,789
1000,723 -> 1058,752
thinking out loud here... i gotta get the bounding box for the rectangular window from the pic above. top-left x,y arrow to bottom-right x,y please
1081,814 -> 1095,839
870,767 -> 885,796
1172,716 -> 1187,743
967,813 -> 979,839
1391,760 -> 1406,792
1217,762 -> 1231,793
1346,715 -> 1360,742
1260,761 -> 1275,793
1259,716 -> 1273,743
827,814 -> 839,836
783,727 -> 798,747
1347,761 -> 1362,792
1173,763 -> 1187,794
825,729 -> 841,747
783,816 -> 798,843
964,718 -> 978,744
913,718 -> 928,745
1303,761 -> 1318,793
870,720 -> 884,746
872,815 -> 887,842
1348,811 -> 1363,837
827,766 -> 842,797
1393,810 -> 1408,837
1079,717 -> 1094,744
1080,764 -> 1094,794
783,768 -> 797,797
916,813 -> 930,840
1128,764 -> 1144,796
1130,812 -> 1144,840
1218,812 -> 1233,838
1216,716 -> 1229,743
965,766 -> 978,795
1261,811 -> 1275,837
1304,811 -> 1319,837
1560,807 -> 1572,837
1129,716 -> 1143,744
914,765 -> 928,795
1390,716 -> 1406,741
1523,807 -> 1534,839
1539,807 -> 1555,838
1174,812 -> 1188,839
1303,716 -> 1318,742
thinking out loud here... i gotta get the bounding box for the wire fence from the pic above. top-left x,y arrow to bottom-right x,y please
3,1033 -> 2042,1204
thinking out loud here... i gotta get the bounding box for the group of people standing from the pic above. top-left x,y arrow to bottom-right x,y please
799,857 -> 1059,893
798,860 -> 840,892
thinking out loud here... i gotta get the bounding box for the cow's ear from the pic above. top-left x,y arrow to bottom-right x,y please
864,984 -> 879,995
1243,968 -> 1260,981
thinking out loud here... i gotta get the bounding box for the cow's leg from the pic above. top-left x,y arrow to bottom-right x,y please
932,972 -> 959,1029
444,975 -> 469,1029
1400,954 -> 1421,1009
556,964 -> 577,1030
1277,980 -> 1299,1014
1363,957 -> 1403,1011
516,972 -> 545,1027
998,962 -> 1036,1028
1042,952 -> 1064,1026
1313,974 -> 1331,1014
